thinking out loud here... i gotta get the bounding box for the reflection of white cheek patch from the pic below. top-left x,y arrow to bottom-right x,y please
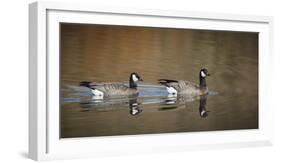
132,74 -> 138,82
166,86 -> 178,95
91,89 -> 104,97
131,108 -> 139,115
132,103 -> 138,106
200,110 -> 206,116
201,71 -> 206,77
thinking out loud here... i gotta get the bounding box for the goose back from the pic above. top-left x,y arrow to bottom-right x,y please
88,82 -> 138,96
159,79 -> 203,95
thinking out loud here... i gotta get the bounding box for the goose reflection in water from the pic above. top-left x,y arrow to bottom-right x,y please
159,94 -> 210,118
129,98 -> 142,116
79,94 -> 209,118
198,94 -> 209,118
79,96 -> 143,116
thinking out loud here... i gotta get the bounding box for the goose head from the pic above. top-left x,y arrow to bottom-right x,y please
129,72 -> 143,89
130,72 -> 143,82
200,68 -> 210,79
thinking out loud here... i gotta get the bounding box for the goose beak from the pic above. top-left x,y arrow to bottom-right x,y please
207,73 -> 210,76
139,78 -> 143,81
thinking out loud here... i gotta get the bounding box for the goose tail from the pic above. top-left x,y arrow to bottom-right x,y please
80,81 -> 91,88
158,79 -> 178,85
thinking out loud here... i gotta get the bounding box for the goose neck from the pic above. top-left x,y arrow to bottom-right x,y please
129,78 -> 137,89
199,76 -> 207,89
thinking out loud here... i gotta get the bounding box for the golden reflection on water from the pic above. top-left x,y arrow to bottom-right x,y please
60,23 -> 258,138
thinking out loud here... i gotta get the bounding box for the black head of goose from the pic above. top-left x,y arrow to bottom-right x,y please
158,68 -> 210,96
80,72 -> 143,97
129,72 -> 143,88
199,68 -> 210,92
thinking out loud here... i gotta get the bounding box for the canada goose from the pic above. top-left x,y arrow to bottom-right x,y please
159,68 -> 210,96
80,72 -> 143,97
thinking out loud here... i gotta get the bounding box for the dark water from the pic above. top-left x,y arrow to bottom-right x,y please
60,24 -> 258,138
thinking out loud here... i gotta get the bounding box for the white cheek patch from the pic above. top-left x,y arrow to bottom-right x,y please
91,89 -> 104,97
132,74 -> 138,82
166,86 -> 178,95
201,71 -> 206,77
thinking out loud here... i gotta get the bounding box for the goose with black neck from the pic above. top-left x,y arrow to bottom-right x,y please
80,72 -> 143,98
158,68 -> 211,96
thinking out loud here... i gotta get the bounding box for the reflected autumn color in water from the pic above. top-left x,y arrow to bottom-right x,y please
60,24 -> 258,138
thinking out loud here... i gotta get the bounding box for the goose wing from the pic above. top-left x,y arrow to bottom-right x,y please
80,81 -> 135,96
180,80 -> 199,90
159,79 -> 199,92
158,79 -> 181,91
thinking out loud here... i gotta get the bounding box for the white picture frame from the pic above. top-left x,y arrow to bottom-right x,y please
29,1 -> 274,161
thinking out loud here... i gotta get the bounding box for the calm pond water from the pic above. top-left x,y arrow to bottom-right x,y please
60,24 -> 258,138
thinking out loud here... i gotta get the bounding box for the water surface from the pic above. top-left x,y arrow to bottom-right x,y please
60,24 -> 258,138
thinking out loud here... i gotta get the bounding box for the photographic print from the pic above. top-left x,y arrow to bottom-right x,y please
60,23 -> 258,138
